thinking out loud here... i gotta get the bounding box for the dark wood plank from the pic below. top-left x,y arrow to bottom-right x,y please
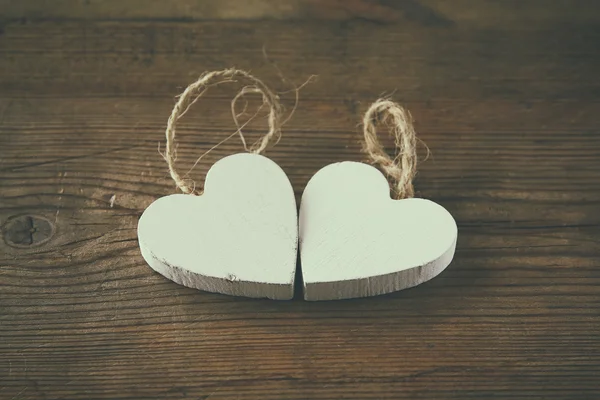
1,4 -> 600,400
1,0 -> 599,27
1,19 -> 599,99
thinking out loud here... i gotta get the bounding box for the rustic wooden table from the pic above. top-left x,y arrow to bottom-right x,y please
1,1 -> 599,399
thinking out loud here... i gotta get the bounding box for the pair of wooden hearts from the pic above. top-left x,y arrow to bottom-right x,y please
138,153 -> 458,301
137,69 -> 457,300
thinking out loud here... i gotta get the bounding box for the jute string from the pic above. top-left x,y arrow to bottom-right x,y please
362,99 -> 419,199
164,68 -> 283,195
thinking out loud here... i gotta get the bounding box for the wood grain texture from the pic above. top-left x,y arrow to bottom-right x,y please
1,1 -> 599,399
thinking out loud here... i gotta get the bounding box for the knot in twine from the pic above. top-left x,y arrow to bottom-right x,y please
362,99 -> 419,199
164,68 -> 283,195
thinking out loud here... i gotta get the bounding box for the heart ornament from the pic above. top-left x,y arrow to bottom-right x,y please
299,161 -> 457,300
299,99 -> 458,300
137,69 -> 297,299
139,153 -> 297,299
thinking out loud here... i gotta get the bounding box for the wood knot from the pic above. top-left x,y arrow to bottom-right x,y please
2,215 -> 55,248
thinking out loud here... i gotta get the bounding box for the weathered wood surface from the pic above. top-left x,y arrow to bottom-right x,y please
1,1 -> 599,399
2,0 -> 599,27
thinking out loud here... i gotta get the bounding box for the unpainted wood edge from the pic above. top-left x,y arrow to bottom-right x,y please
302,236 -> 457,301
139,240 -> 295,300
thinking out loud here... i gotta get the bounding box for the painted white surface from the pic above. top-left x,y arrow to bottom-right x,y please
138,153 -> 298,300
299,161 -> 457,301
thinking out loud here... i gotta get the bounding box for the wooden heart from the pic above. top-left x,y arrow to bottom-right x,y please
138,153 -> 298,300
299,161 -> 457,301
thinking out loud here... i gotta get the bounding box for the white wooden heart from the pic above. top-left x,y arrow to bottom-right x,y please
138,153 -> 298,300
299,161 -> 457,301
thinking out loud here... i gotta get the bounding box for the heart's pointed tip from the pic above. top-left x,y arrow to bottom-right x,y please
139,245 -> 297,299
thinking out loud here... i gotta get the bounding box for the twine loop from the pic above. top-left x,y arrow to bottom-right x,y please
164,68 -> 283,195
362,99 -> 418,199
